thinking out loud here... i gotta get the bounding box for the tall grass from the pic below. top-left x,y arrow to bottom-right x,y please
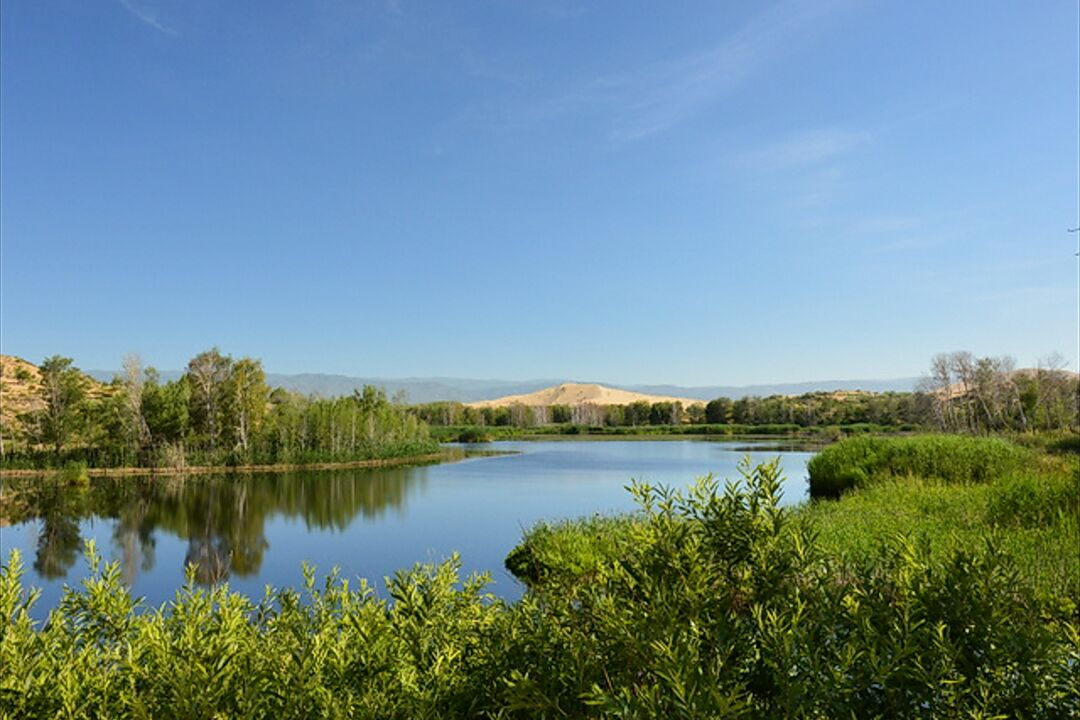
807,434 -> 1030,497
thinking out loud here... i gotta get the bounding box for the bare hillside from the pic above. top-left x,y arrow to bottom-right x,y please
467,382 -> 705,408
0,354 -> 110,441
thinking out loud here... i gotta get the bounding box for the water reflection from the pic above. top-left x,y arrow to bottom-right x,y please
3,466 -> 428,585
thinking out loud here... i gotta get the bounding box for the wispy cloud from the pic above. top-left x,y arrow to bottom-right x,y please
603,0 -> 845,141
466,0 -> 849,142
119,0 -> 178,36
740,128 -> 870,170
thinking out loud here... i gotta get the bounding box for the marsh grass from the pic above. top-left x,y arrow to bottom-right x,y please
799,471 -> 1079,611
806,434 -> 1030,497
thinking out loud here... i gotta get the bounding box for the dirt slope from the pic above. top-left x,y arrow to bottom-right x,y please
467,382 -> 705,408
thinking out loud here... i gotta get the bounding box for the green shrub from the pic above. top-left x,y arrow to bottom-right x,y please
456,427 -> 491,443
2,459 -> 1077,718
808,434 -> 1029,497
504,514 -> 635,586
55,460 -> 89,487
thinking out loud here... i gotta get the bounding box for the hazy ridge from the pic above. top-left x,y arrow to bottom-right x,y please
83,369 -> 920,403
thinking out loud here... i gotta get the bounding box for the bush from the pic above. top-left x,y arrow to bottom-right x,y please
504,514 -> 634,586
456,427 -> 491,443
3,460 -> 1076,718
55,460 -> 89,487
808,434 -> 1029,497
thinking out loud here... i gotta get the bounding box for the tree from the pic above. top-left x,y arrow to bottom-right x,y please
625,401 -> 651,426
37,355 -> 87,456
919,351 -> 1078,432
120,353 -> 151,457
224,357 -> 268,455
550,404 -> 572,424
705,397 -> 734,424
143,372 -> 190,448
186,348 -> 232,452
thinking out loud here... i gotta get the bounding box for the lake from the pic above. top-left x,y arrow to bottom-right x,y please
1,440 -> 814,615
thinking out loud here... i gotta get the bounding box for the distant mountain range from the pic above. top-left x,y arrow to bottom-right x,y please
84,369 -> 921,403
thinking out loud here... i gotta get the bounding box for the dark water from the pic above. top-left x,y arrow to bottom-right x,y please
1,440 -> 813,615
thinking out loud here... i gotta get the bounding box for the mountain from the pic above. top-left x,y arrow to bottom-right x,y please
624,378 -> 922,400
83,368 -> 921,403
84,368 -> 577,403
467,383 -> 705,408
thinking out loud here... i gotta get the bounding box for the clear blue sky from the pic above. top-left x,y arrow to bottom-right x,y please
2,1 -> 1077,385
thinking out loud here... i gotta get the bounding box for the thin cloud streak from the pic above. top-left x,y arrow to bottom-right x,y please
465,0 -> 850,142
739,128 -> 870,170
604,0 -> 846,141
118,0 -> 178,36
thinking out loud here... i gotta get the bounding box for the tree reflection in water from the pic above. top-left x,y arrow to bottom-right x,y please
2,466 -> 427,586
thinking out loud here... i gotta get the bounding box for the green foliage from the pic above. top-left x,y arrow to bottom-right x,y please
985,468 -> 1080,529
35,355 -> 88,456
924,352 -> 1079,433
807,434 -> 1030,497
549,404 -> 572,424
427,421 -> 907,442
141,372 -> 190,448
455,427 -> 491,443
0,545 -> 504,719
3,348 -> 437,470
4,460 -> 1075,718
503,514 -> 634,586
801,468 -> 1079,612
55,461 -> 89,488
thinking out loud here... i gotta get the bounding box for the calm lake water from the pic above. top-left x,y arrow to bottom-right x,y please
1,440 -> 814,616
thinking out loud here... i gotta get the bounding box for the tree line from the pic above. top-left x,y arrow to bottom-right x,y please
410,391 -> 926,430
2,349 -> 435,469
411,352 -> 1078,433
920,351 -> 1078,433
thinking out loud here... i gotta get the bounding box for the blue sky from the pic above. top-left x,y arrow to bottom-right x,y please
2,0 -> 1077,385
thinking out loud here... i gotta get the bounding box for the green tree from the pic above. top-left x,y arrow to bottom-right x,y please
550,404 -> 572,424
185,348 -> 232,453
224,357 -> 269,456
142,372 -> 190,453
704,397 -> 729,424
625,401 -> 651,426
37,355 -> 87,456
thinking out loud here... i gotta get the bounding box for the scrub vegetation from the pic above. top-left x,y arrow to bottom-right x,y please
3,441 -> 1077,718
2,349 -> 1077,716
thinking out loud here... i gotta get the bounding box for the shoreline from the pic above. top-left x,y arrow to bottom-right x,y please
0,450 -> 457,479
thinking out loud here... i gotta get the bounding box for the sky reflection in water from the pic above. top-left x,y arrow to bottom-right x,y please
1,440 -> 813,616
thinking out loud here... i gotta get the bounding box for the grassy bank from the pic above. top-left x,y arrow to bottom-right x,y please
805,434 -> 1032,497
432,421 -> 915,443
3,438 -> 1077,718
509,434 -> 1078,607
0,443 -> 448,480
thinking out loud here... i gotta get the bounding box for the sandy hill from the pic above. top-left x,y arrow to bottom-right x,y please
467,383 -> 705,408
0,354 -> 110,439
1,355 -> 46,432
